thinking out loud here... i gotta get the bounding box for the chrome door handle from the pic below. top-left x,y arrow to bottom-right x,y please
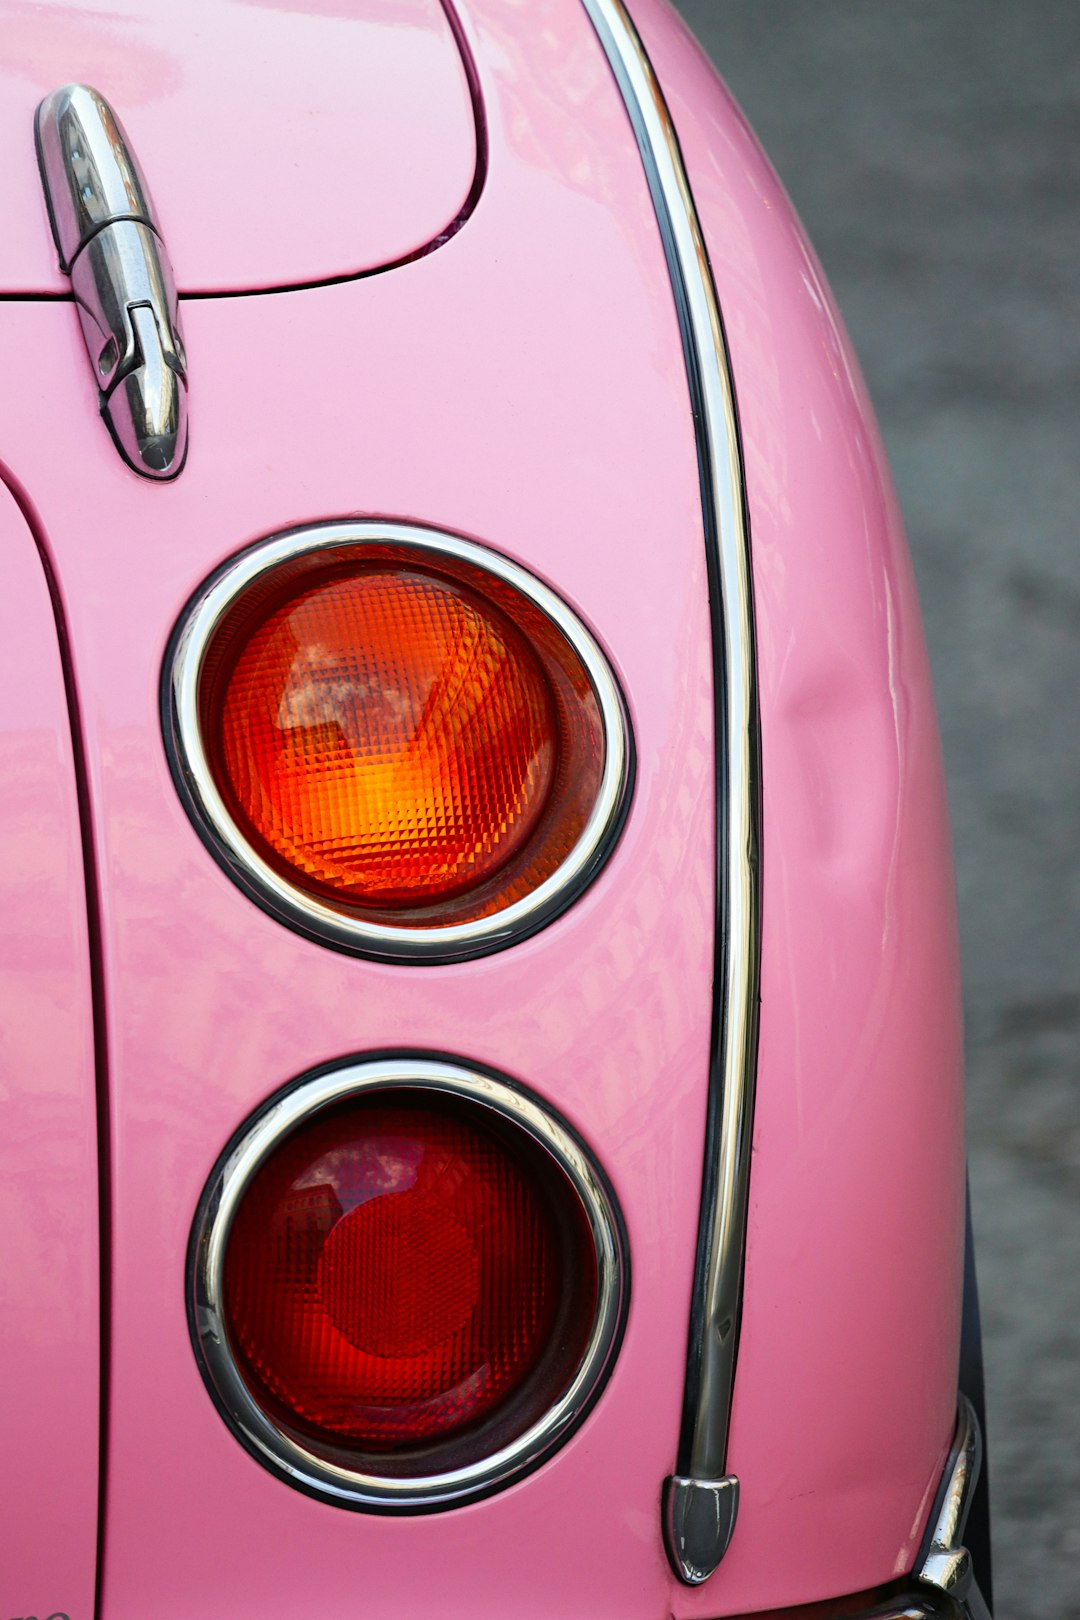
36,84 -> 188,479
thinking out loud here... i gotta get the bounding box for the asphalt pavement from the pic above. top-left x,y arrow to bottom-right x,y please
670,5 -> 1080,1617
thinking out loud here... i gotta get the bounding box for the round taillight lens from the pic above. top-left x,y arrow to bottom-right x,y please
225,1096 -> 593,1453
167,523 -> 630,960
211,565 -> 558,909
190,1061 -> 626,1508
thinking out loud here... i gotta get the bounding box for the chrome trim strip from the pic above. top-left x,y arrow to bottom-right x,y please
165,520 -> 631,963
36,85 -> 188,479
579,0 -> 762,1583
917,1398 -> 984,1603
189,1056 -> 627,1510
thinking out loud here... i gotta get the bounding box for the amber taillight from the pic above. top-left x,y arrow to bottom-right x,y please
211,566 -> 558,910
168,525 -> 630,959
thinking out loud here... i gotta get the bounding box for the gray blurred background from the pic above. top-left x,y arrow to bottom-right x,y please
670,5 -> 1080,1618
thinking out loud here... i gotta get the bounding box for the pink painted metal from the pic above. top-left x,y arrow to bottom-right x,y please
630,1 -> 967,1608
0,0 -> 478,294
0,478 -> 99,1619
0,0 -> 965,1614
0,2 -> 713,1608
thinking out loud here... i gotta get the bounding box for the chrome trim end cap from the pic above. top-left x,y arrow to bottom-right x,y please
662,1474 -> 739,1585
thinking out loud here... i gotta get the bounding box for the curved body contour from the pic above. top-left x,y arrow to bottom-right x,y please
634,2 -> 965,1607
0,0 -> 965,1615
0,482 -> 99,1620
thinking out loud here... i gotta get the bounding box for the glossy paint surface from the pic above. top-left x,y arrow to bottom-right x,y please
0,480 -> 98,1618
632,0 -> 966,1608
0,2 -> 713,1613
0,0 -> 478,293
0,0 -> 964,1614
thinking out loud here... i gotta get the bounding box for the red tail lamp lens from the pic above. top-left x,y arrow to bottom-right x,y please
198,547 -> 607,927
222,1094 -> 599,1460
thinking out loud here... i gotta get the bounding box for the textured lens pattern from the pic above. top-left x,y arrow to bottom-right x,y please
223,1098 -> 597,1454
213,568 -> 556,907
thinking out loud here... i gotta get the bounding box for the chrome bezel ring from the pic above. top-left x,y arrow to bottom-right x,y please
164,520 -> 632,963
188,1056 -> 628,1511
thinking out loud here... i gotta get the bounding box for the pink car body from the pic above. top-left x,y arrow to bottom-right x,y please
0,2 -> 985,1617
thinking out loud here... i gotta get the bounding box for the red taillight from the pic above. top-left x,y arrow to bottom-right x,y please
221,1092 -> 598,1458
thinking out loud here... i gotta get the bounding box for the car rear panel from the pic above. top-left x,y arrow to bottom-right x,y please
0,478 -> 99,1620
629,1 -> 965,1608
0,0 -> 966,1614
0,0 -> 479,294
0,1 -> 715,1611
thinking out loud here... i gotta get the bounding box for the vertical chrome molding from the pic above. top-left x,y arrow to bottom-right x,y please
579,0 -> 762,1586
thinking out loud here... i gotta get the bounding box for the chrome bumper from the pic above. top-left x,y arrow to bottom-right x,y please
849,1397 -> 990,1620
710,1399 -> 991,1620
916,1396 -> 986,1612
